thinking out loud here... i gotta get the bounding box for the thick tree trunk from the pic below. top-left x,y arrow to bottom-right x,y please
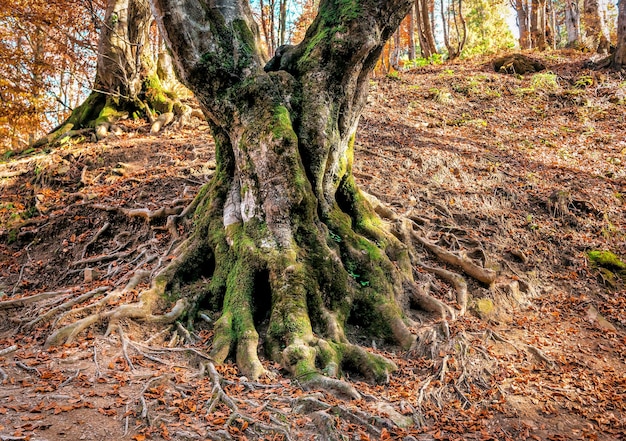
584,0 -> 611,54
151,0 -> 426,385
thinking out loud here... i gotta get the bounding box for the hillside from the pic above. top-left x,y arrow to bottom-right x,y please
0,52 -> 625,441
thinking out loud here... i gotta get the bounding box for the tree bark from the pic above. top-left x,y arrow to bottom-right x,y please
150,0 -> 422,384
530,0 -> 547,50
35,0 -> 184,146
584,0 -> 610,54
409,4 -> 416,60
415,0 -> 438,58
613,0 -> 626,68
564,0 -> 581,48
515,0 -> 532,49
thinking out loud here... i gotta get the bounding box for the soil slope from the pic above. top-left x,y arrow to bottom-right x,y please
0,52 -> 624,441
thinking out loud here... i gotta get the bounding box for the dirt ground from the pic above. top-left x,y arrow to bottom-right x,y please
1,51 -> 625,440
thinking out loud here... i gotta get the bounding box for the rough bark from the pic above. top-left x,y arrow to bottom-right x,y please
515,0 -> 532,50
565,0 -> 581,48
149,0 -> 430,385
584,0 -> 610,54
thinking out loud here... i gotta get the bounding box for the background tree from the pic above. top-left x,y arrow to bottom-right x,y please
441,0 -> 468,59
530,0 -> 549,50
564,0 -> 582,48
613,0 -> 626,67
416,0 -> 439,57
513,0 -> 532,49
583,0 -> 611,53
36,0 -> 189,147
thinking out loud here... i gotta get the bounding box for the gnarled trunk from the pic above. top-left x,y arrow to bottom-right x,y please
150,0 -> 426,386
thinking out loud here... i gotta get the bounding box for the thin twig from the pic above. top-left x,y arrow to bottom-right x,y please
16,361 -> 40,376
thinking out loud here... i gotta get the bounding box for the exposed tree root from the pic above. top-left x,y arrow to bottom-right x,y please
0,167 -> 516,426
411,231 -> 496,285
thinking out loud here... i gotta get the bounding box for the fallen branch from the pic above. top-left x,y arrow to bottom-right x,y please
16,361 -> 40,376
0,345 -> 18,357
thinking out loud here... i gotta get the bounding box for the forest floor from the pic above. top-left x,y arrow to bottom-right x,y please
0,51 -> 625,441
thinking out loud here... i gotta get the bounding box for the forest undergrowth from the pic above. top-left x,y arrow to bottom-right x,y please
0,51 -> 625,441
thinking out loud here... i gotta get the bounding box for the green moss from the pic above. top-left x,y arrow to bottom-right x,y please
473,298 -> 495,320
588,250 -> 626,270
271,105 -> 297,144
144,74 -> 174,114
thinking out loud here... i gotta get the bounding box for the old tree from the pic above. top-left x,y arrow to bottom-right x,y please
41,0 -> 496,394
37,0 -> 190,147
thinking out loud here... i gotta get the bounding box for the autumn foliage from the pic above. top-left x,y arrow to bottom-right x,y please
0,0 -> 102,152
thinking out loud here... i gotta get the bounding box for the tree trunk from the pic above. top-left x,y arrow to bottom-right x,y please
416,0 -> 438,57
565,0 -> 581,48
530,0 -> 547,50
35,0 -> 186,147
584,0 -> 610,54
279,0 -> 288,46
409,4 -> 416,60
613,0 -> 626,68
515,0 -> 532,49
150,0 -> 429,386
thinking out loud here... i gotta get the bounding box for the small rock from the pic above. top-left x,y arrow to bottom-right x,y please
84,267 -> 100,283
586,305 -> 617,332
374,401 -> 414,428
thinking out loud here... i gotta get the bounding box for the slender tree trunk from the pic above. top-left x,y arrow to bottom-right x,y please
530,0 -> 548,50
415,0 -> 438,58
613,0 -> 626,67
415,0 -> 431,57
515,0 -> 532,49
151,0 -> 428,386
409,4 -> 416,60
584,0 -> 610,54
565,0 -> 581,48
279,0 -> 287,45
260,0 -> 272,56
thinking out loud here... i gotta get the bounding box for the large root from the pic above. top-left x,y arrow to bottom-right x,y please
0,173 -> 510,406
